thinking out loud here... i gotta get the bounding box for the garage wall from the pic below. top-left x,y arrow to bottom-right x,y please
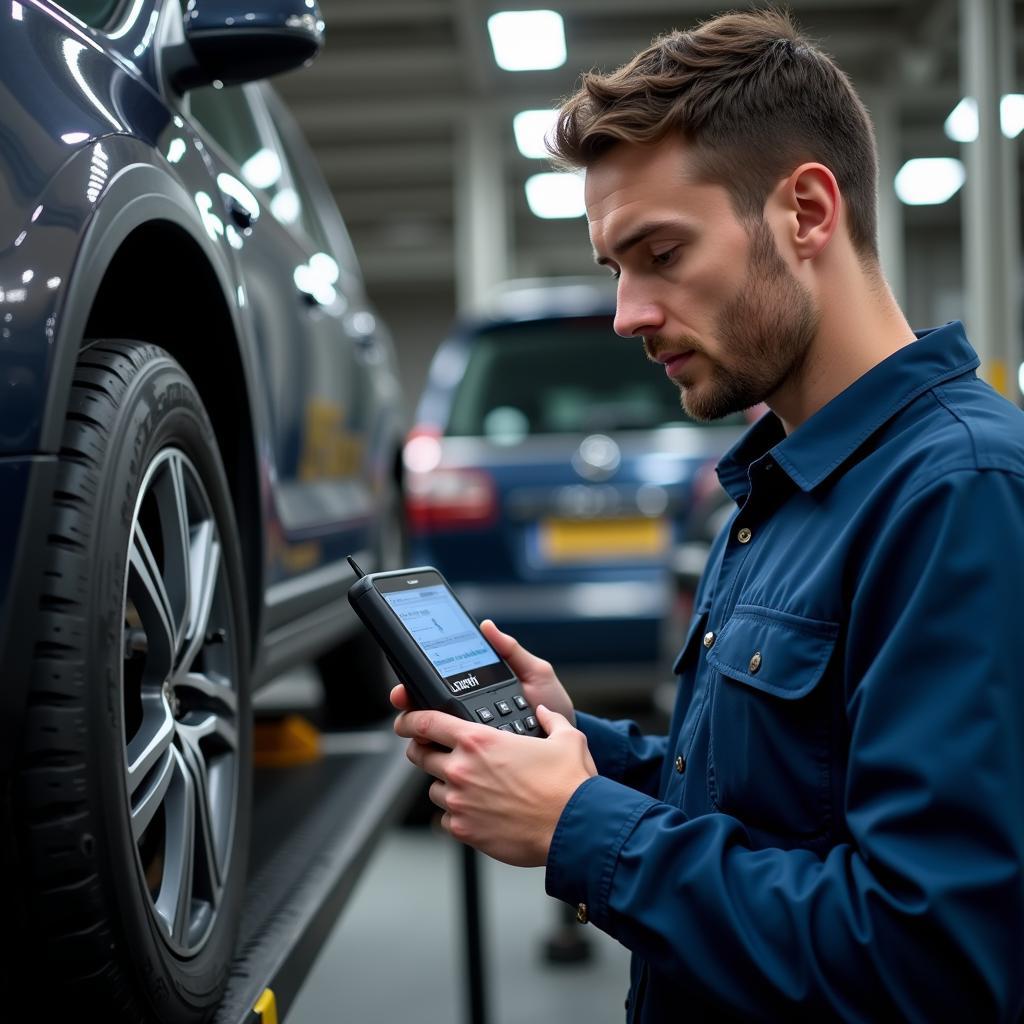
369,281 -> 458,410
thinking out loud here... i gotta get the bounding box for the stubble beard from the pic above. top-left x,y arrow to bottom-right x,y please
655,220 -> 820,423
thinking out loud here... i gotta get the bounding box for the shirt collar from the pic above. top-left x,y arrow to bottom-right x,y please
717,321 -> 980,500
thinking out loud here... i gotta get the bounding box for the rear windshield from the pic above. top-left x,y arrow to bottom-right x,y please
445,318 -> 744,439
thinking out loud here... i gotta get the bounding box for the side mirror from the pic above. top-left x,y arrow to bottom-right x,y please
165,0 -> 324,93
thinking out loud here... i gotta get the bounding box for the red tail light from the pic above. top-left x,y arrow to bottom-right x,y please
403,428 -> 497,532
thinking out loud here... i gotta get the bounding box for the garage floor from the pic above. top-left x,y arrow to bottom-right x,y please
283,820 -> 633,1023
257,667 -> 639,1024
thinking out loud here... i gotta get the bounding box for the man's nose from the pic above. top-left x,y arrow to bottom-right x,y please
612,281 -> 664,339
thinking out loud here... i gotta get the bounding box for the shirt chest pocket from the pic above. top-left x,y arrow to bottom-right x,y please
706,605 -> 839,839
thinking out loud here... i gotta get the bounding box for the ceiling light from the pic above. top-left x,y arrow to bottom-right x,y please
524,172 -> 585,218
1000,94 -> 1024,138
943,95 -> 1024,142
894,158 -> 965,205
487,10 -> 566,71
513,109 -> 558,159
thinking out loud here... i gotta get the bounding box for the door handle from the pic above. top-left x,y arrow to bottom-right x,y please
226,196 -> 254,232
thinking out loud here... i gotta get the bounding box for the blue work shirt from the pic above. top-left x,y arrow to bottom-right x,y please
545,322 -> 1024,1022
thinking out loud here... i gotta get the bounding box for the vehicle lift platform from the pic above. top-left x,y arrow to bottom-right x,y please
215,717 -> 422,1024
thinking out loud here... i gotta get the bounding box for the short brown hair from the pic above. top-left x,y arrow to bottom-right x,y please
550,8 -> 878,259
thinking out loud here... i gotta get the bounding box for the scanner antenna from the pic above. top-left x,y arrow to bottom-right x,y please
347,555 -> 366,578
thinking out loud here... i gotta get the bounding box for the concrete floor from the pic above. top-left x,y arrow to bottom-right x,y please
284,820 -> 633,1023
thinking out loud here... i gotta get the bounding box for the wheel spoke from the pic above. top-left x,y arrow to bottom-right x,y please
179,524 -> 221,675
126,695 -> 176,799
154,746 -> 196,946
177,721 -> 229,892
158,453 -> 193,652
176,671 -> 239,718
128,523 -> 177,680
130,742 -> 175,840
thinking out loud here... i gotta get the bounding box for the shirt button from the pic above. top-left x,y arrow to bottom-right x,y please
703,631 -> 716,649
749,651 -> 762,673
576,902 -> 589,924
737,527 -> 752,544
674,754 -> 686,774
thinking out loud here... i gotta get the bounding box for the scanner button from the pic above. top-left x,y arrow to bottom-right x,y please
475,708 -> 495,724
513,695 -> 528,710
524,716 -> 538,731
511,720 -> 526,734
497,724 -> 515,733
495,700 -> 513,716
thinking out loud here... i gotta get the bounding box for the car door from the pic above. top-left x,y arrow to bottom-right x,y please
185,83 -> 370,593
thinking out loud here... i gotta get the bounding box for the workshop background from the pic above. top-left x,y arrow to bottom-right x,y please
269,1 -> 1024,1020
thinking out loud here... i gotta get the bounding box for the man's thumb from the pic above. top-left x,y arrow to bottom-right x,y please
536,703 -> 568,733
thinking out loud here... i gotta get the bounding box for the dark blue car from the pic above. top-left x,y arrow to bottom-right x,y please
0,1 -> 405,1018
405,279 -> 747,705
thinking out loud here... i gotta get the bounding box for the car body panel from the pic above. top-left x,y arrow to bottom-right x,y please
0,0 -> 406,754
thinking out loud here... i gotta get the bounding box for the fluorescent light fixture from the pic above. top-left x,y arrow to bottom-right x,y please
944,94 -> 1024,142
524,171 -> 585,218
487,10 -> 566,71
894,158 -> 965,205
1001,94 -> 1024,138
513,109 -> 558,159
944,98 -> 977,143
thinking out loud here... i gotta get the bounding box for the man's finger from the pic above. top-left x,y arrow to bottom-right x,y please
390,683 -> 410,711
480,619 -> 552,682
395,707 -> 475,749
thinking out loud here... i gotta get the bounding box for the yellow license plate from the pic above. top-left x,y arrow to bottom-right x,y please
540,517 -> 669,563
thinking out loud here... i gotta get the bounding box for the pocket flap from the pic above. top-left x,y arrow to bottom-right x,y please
706,604 -> 839,699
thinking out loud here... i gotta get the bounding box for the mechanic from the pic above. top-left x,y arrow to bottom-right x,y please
393,8 -> 1024,1020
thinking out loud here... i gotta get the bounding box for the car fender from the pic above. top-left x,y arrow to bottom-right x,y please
0,141 -> 270,769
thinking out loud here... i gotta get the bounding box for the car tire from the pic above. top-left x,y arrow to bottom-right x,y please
317,480 -> 405,726
13,340 -> 251,1021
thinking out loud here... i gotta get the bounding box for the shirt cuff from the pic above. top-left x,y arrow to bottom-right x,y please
545,774 -> 657,931
575,711 -> 634,781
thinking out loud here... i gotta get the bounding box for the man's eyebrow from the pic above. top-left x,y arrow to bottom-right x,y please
592,219 -> 690,265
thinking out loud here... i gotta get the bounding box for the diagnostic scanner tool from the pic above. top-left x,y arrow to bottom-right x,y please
347,557 -> 544,736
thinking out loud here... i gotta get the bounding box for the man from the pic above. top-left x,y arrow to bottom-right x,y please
393,9 -> 1024,1020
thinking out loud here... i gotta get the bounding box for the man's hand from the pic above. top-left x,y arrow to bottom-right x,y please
394,704 -> 597,866
389,619 -> 577,725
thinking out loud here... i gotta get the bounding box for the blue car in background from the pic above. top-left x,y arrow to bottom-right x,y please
405,280 -> 747,706
0,0 -> 405,1018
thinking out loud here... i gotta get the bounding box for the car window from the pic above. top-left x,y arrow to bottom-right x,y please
260,88 -> 363,279
445,318 -> 746,439
187,84 -> 315,243
54,0 -> 122,27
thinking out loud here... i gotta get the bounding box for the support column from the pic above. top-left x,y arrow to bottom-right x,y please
960,0 -> 1021,400
868,93 -> 907,309
454,107 -> 511,314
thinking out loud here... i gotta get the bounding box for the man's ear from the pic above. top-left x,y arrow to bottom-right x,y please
774,162 -> 841,261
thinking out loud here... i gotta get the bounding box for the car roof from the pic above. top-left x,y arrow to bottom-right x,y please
474,277 -> 616,325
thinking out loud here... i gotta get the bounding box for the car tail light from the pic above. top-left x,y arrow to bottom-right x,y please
403,428 -> 497,531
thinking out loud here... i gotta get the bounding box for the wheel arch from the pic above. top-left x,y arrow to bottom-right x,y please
82,220 -> 263,662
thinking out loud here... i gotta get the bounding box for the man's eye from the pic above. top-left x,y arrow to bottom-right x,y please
652,248 -> 677,267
